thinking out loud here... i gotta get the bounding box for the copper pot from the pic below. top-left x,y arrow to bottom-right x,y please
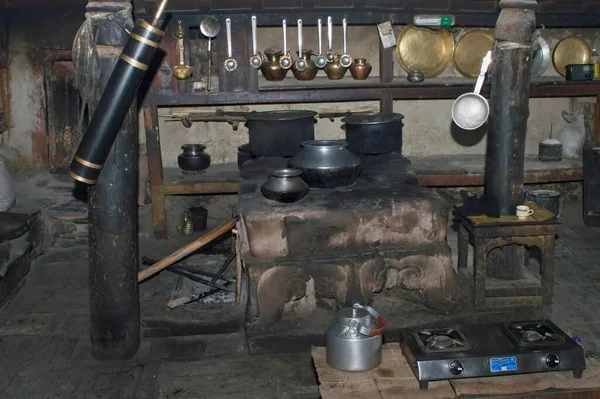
292,50 -> 318,80
260,49 -> 288,81
324,54 -> 348,80
349,58 -> 372,80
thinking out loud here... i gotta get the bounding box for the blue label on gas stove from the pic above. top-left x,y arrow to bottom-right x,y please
490,357 -> 517,372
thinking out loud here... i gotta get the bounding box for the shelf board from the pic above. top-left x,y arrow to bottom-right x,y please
153,78 -> 600,107
158,155 -> 582,195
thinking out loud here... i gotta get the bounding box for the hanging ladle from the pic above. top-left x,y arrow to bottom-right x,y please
200,17 -> 220,91
315,18 -> 327,69
279,19 -> 292,70
294,19 -> 307,72
339,18 -> 352,68
249,16 -> 262,69
223,18 -> 237,72
452,50 -> 492,130
326,16 -> 335,63
172,20 -> 193,80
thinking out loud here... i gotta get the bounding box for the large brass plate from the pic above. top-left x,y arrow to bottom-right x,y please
552,36 -> 591,76
396,25 -> 454,78
453,29 -> 495,79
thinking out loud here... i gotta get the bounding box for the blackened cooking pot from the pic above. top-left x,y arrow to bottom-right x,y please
246,110 -> 317,157
342,113 -> 404,155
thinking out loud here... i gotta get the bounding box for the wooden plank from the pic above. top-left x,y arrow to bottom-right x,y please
595,94 -> 600,143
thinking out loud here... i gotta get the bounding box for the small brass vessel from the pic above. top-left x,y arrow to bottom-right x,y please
292,50 -> 318,80
349,58 -> 372,80
260,49 -> 289,81
324,54 -> 348,80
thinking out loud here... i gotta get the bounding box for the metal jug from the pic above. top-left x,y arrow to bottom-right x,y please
326,303 -> 386,371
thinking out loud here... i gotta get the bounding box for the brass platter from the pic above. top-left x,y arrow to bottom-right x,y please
453,29 -> 495,79
552,36 -> 591,76
395,25 -> 454,78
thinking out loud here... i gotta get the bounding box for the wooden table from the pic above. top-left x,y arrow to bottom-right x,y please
312,344 -> 600,399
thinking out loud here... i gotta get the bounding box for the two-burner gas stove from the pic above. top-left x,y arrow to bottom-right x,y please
400,320 -> 586,390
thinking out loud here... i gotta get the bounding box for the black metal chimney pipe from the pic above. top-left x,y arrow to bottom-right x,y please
483,0 -> 537,217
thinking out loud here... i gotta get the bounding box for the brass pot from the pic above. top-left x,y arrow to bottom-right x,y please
260,49 -> 288,81
292,50 -> 318,81
349,58 -> 372,80
324,55 -> 348,80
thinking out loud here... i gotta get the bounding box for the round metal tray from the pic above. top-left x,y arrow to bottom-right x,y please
453,29 -> 495,79
552,36 -> 591,77
395,25 -> 454,79
531,35 -> 550,78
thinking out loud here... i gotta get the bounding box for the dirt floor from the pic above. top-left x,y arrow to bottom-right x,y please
1,174 -> 599,398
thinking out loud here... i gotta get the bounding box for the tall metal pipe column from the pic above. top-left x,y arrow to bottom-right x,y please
484,0 -> 537,217
83,1 -> 140,360
483,0 -> 537,280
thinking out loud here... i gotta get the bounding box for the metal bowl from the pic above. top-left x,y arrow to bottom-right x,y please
452,93 -> 489,130
407,70 -> 425,83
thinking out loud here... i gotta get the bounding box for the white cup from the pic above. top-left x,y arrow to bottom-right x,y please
516,205 -> 534,219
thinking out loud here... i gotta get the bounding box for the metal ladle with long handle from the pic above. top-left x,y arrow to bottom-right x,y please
294,19 -> 307,72
200,17 -> 220,91
249,16 -> 262,69
452,50 -> 492,130
172,20 -> 193,80
279,19 -> 292,70
315,19 -> 327,69
326,16 -> 335,63
224,18 -> 237,72
339,18 -> 352,68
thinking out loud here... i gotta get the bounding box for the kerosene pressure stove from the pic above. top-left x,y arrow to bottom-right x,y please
400,320 -> 586,390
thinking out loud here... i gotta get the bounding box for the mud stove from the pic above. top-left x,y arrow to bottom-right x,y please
400,319 -> 586,390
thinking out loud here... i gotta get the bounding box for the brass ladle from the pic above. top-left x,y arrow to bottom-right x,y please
224,18 -> 237,72
315,18 -> 327,69
249,15 -> 262,69
279,19 -> 292,70
172,20 -> 193,80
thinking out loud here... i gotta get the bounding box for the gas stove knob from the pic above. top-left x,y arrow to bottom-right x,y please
545,354 -> 560,368
449,361 -> 464,375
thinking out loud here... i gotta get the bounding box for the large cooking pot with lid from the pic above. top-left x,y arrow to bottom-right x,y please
246,110 -> 317,157
342,113 -> 404,155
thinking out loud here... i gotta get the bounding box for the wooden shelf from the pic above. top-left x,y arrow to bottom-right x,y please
153,78 -> 600,107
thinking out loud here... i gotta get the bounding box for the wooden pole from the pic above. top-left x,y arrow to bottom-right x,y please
138,218 -> 236,282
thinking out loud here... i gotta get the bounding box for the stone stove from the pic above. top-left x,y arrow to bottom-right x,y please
237,153 -> 457,328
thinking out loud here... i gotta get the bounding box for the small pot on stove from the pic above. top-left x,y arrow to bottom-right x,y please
326,303 -> 386,371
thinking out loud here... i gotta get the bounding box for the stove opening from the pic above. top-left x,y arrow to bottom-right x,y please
504,321 -> 566,347
415,328 -> 472,353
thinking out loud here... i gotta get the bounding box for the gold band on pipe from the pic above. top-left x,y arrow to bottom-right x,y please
130,32 -> 160,48
74,155 -> 103,169
120,54 -> 149,71
138,19 -> 165,37
69,171 -> 96,185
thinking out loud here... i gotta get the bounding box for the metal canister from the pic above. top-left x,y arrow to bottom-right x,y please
326,304 -> 386,371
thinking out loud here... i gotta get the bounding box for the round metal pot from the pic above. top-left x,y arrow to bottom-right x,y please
342,113 -> 404,155
326,304 -> 385,371
260,168 -> 310,203
246,110 -> 317,157
237,143 -> 255,169
289,140 -> 362,188
177,144 -> 211,172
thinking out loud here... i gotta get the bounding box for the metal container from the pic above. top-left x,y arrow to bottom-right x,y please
289,140 -> 362,188
326,304 -> 386,371
538,139 -> 562,162
349,58 -> 372,80
246,110 -> 316,157
342,113 -> 404,155
525,189 -> 562,217
260,168 -> 310,203
177,144 -> 211,172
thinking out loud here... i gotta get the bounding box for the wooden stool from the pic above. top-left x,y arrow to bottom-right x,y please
457,202 -> 559,309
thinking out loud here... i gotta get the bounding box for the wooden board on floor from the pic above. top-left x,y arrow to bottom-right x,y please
312,344 -> 600,399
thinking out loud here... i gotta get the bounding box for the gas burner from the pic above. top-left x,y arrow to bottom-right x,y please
504,321 -> 566,348
414,327 -> 472,353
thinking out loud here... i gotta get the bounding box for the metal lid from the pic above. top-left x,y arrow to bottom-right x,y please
246,110 -> 317,121
342,113 -> 404,125
337,307 -> 371,325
